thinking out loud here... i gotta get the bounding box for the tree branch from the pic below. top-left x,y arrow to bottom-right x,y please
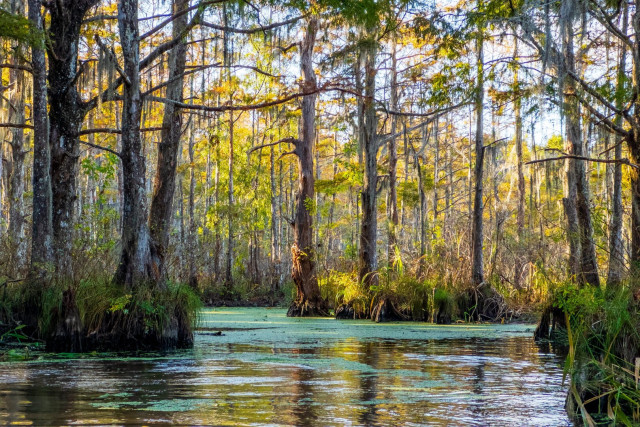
77,127 -> 164,136
140,0 -> 227,40
147,81 -> 333,112
0,63 -> 32,73
247,137 -> 300,158
526,155 -> 639,169
0,123 -> 33,129
94,35 -> 131,86
84,3 -> 205,112
278,150 -> 297,161
200,15 -> 304,35
80,140 -> 121,157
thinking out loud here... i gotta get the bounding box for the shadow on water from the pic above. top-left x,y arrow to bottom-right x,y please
0,308 -> 570,426
358,341 -> 379,425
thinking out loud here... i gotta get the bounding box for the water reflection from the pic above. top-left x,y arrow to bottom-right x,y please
0,308 -> 570,426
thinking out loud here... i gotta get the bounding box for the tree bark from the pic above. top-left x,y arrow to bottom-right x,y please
358,36 -> 379,290
47,0 -> 99,280
387,32 -> 399,266
114,0 -> 161,287
607,3 -> 627,291
225,108 -> 234,288
187,122 -> 198,289
514,38 -> 526,287
432,118 -> 440,240
287,17 -> 327,317
270,134 -> 281,291
471,20 -> 485,286
149,0 -> 189,282
7,0 -> 27,274
561,5 -> 599,287
28,0 -> 53,278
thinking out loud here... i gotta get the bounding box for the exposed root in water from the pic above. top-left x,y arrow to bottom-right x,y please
534,305 -> 566,341
370,298 -> 409,322
459,282 -> 508,321
287,298 -> 329,317
46,288 -> 83,352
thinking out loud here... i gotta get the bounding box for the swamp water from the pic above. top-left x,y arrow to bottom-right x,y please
0,307 -> 569,425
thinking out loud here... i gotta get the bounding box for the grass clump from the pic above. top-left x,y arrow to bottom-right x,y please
74,277 -> 201,348
2,276 -> 202,352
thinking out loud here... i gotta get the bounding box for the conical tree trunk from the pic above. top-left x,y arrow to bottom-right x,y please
287,17 -> 327,317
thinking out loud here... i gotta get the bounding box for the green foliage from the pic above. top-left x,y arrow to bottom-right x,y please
70,277 -> 202,338
546,134 -> 563,151
303,196 -> 316,215
319,270 -> 367,313
398,181 -> 419,208
552,282 -> 640,424
0,324 -> 27,343
434,287 -> 454,316
0,8 -> 44,47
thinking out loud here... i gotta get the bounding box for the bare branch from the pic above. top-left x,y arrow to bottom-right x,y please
200,15 -> 304,35
526,155 -> 639,169
247,137 -> 300,158
278,150 -> 297,161
0,123 -> 33,129
140,0 -> 227,40
0,63 -> 32,73
84,3 -> 205,112
77,127 -> 164,136
384,100 -> 471,117
570,91 -> 629,137
80,141 -> 121,157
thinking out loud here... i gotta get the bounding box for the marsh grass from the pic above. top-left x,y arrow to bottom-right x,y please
552,282 -> 640,425
0,274 -> 201,350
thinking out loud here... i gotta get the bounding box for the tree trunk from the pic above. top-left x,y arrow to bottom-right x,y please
432,118 -> 440,240
607,3 -> 627,291
188,122 -> 198,289
47,0 -> 98,280
287,18 -> 327,317
411,126 -> 427,278
358,36 -> 379,290
387,33 -> 399,265
471,22 -> 485,286
114,0 -> 161,287
148,0 -> 188,282
514,38 -> 525,287
8,0 -> 26,273
270,139 -> 281,291
225,108 -> 234,288
28,0 -> 53,278
562,7 -> 599,287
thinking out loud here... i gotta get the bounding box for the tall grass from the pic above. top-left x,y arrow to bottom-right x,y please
553,282 -> 640,425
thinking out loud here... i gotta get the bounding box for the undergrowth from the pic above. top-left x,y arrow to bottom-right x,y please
0,276 -> 201,347
548,281 -> 640,426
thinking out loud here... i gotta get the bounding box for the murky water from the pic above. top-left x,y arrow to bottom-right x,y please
0,308 -> 569,426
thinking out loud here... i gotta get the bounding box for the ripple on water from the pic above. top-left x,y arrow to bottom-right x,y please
0,307 -> 570,426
